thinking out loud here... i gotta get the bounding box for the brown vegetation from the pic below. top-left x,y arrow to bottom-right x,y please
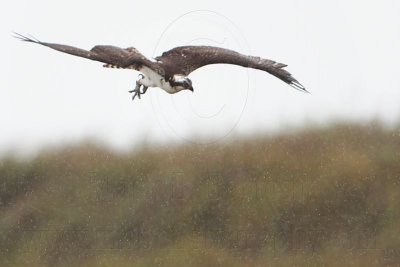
0,122 -> 399,266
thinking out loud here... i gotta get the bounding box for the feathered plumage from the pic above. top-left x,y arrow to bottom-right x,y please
14,33 -> 307,99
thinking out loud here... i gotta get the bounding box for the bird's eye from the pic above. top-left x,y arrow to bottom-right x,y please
183,79 -> 192,87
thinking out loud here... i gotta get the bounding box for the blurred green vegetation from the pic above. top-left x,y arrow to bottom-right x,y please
0,122 -> 400,266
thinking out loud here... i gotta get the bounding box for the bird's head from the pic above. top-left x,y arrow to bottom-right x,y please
172,75 -> 194,92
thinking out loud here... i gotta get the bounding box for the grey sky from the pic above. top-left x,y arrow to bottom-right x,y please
1,0 -> 399,155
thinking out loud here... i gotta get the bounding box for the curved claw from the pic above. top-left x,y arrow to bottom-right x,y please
129,86 -> 149,101
129,81 -> 143,101
129,74 -> 149,101
129,88 -> 141,100
135,89 -> 141,100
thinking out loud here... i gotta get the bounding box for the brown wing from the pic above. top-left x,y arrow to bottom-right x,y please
15,33 -> 164,75
156,46 -> 306,91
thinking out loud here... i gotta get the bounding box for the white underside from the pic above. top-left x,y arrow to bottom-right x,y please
139,66 -> 177,94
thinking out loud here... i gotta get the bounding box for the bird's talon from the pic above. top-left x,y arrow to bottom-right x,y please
129,81 -> 143,101
131,91 -> 140,100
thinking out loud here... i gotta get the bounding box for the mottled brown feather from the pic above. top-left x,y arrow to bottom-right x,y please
156,46 -> 306,91
15,33 -> 164,75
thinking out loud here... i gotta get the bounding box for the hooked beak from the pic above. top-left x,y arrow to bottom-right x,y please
188,86 -> 194,92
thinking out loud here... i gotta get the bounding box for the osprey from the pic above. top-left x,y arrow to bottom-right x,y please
15,33 -> 307,100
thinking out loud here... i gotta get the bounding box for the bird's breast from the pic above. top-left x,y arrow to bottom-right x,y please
139,66 -> 178,94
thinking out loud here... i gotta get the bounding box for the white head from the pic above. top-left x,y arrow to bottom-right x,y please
171,74 -> 194,92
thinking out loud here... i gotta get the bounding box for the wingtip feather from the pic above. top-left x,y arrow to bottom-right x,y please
13,32 -> 41,43
290,81 -> 309,93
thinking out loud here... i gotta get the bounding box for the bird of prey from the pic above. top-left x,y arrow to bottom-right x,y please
14,33 -> 307,100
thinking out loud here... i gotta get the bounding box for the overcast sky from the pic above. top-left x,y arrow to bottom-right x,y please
1,0 -> 399,155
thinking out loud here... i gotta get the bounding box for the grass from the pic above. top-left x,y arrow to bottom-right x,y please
0,122 -> 399,266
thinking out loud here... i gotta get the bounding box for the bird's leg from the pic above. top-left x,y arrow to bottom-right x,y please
129,74 -> 145,100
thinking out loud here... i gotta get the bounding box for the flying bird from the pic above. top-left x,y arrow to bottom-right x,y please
14,33 -> 307,100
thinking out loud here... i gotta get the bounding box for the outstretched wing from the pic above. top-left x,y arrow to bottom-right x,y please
14,33 -> 164,75
156,46 -> 306,91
